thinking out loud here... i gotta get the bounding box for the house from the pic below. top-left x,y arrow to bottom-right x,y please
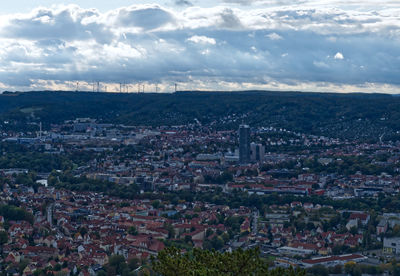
15,238 -> 28,249
22,246 -> 58,259
318,247 -> 331,256
89,264 -> 103,276
383,237 -> 400,254
303,203 -> 314,212
182,229 -> 205,241
92,252 -> 108,266
43,236 -> 57,247
377,219 -> 388,235
290,202 -> 302,208
131,235 -> 165,255
346,219 -> 358,231
5,251 -> 21,263
23,264 -> 37,276
349,213 -> 370,225
240,218 -> 250,233
345,235 -> 362,248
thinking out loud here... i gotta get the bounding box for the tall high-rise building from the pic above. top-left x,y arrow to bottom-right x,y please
239,124 -> 250,164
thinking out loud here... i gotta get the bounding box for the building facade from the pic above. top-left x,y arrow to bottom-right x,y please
383,237 -> 400,254
250,142 -> 265,162
239,125 -> 250,164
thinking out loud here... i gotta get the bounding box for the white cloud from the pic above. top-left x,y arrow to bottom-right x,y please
313,61 -> 329,69
187,35 -> 216,44
266,32 -> 283,40
334,52 -> 344,60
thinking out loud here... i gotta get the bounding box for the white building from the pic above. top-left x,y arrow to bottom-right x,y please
383,237 -> 400,254
301,254 -> 367,268
277,246 -> 315,257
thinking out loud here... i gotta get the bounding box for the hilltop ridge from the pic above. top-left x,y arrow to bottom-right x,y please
0,90 -> 399,141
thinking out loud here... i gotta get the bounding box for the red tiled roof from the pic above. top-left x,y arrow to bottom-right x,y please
302,254 -> 365,265
350,213 -> 369,221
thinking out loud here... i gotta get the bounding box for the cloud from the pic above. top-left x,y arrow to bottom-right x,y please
220,0 -> 258,5
334,52 -> 344,60
114,5 -> 175,30
219,8 -> 243,29
313,61 -> 329,69
0,3 -> 399,93
187,35 -> 216,44
266,32 -> 283,40
0,6 -> 113,44
220,0 -> 306,5
175,0 -> 193,7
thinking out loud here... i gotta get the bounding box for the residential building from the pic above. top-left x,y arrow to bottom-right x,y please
383,237 -> 400,254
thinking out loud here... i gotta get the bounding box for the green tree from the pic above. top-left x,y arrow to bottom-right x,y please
107,255 -> 127,275
19,259 -> 30,274
0,231 -> 8,245
151,247 -> 305,276
184,235 -> 192,244
128,226 -> 138,236
0,204 -> 34,224
329,264 -> 343,274
128,258 -> 140,271
307,265 -> 328,276
345,262 -> 362,276
164,223 -> 175,239
152,200 -> 161,209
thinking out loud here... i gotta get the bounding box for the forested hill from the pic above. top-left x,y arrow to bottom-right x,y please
1,90 -> 400,141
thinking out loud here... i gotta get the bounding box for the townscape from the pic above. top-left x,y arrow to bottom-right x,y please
1,0 -> 399,273
2,115 -> 400,275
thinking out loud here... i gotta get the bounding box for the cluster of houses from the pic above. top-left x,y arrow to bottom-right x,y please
0,182 -> 259,275
3,178 -> 400,274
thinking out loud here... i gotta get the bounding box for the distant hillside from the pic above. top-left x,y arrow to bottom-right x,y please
1,90 -> 399,141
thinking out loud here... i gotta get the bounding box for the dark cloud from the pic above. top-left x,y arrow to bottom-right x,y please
175,0 -> 193,7
117,6 -> 175,30
1,7 -> 113,44
219,9 -> 243,29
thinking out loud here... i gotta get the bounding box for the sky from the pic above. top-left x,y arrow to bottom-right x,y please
0,1 -> 399,93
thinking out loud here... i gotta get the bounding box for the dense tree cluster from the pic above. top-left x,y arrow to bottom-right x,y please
151,247 -> 305,276
0,204 -> 33,224
143,189 -> 400,215
48,171 -> 140,199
